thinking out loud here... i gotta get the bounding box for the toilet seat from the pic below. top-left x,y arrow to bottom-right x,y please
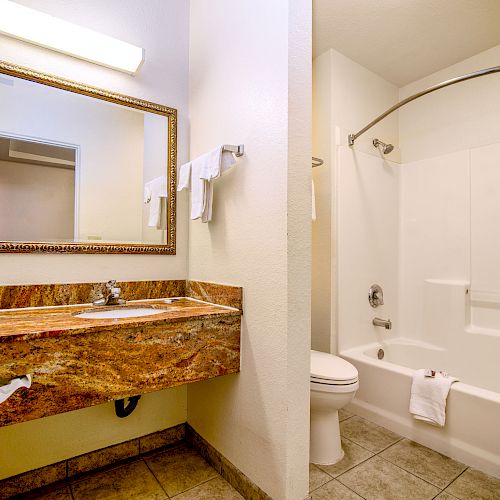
310,350 -> 358,386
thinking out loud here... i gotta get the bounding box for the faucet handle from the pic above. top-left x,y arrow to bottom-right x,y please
369,284 -> 384,308
106,280 -> 117,290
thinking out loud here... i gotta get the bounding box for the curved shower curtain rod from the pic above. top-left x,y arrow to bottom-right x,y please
348,65 -> 500,147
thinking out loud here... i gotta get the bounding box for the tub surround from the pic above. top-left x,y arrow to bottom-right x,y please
0,280 -> 242,427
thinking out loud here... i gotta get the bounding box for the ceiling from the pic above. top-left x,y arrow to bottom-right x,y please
0,137 -> 75,169
313,0 -> 500,86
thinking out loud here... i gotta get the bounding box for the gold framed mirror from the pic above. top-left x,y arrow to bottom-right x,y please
0,60 -> 176,254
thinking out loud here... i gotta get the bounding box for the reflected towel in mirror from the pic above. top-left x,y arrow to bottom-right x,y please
144,175 -> 168,229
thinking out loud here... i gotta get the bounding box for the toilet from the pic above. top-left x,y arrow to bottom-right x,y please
310,350 -> 359,465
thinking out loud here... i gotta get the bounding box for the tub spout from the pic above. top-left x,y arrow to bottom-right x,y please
373,317 -> 392,330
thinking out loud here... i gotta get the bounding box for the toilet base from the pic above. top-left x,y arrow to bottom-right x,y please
310,408 -> 344,465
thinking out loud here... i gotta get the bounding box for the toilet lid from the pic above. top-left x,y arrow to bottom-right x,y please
310,350 -> 358,383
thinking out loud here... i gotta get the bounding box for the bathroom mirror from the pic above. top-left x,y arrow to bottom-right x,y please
0,61 -> 176,254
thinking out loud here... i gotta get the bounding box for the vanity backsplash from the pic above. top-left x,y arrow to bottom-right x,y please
0,280 -> 242,310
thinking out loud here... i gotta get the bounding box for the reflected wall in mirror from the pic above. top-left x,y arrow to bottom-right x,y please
0,61 -> 176,254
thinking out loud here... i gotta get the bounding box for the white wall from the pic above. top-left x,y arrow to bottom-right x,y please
312,51 -> 332,352
312,49 -> 400,354
399,44 -> 500,164
0,160 -> 74,241
187,1 -> 311,499
0,0 -> 189,478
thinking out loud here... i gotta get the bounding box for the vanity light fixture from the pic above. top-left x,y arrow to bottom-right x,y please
0,0 -> 144,74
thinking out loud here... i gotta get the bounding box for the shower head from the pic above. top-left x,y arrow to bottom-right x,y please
373,138 -> 394,155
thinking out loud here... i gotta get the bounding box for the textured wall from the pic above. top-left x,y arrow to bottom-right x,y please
399,44 -> 500,163
187,1 -> 311,498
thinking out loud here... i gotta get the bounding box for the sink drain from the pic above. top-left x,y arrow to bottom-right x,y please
377,348 -> 385,360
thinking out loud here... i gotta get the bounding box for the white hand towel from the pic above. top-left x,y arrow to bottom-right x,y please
191,146 -> 237,222
0,375 -> 31,404
201,182 -> 214,223
144,176 -> 168,229
312,179 -> 317,222
177,162 -> 191,192
409,369 -> 458,427
199,146 -> 237,182
190,162 -> 208,220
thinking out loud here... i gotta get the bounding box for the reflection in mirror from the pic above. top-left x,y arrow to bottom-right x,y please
0,64 -> 175,253
0,136 -> 76,241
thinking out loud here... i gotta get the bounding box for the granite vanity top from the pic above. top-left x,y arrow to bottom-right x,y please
0,298 -> 241,343
0,282 -> 242,426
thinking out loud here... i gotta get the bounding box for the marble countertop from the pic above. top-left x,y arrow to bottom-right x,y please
0,298 -> 241,343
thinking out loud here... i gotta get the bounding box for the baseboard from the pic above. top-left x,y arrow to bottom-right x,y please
186,424 -> 271,500
0,423 -> 185,498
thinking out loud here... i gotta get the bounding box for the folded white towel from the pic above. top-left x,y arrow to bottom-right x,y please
177,160 -> 206,220
181,146 -> 237,222
202,181 -> 214,223
190,162 -> 208,220
144,176 -> 168,229
199,146 -> 236,182
0,375 -> 32,404
409,369 -> 458,427
312,179 -> 316,222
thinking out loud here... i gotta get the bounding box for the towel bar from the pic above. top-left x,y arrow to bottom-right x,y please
223,144 -> 244,157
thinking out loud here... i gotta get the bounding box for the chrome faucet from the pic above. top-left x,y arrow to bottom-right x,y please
93,280 -> 126,306
373,317 -> 392,330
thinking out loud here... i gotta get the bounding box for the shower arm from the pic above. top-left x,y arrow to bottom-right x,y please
348,65 -> 500,147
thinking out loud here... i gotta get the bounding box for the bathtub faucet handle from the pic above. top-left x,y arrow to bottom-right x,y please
373,317 -> 392,330
369,284 -> 385,308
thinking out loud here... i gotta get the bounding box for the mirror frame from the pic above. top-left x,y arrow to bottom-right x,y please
0,60 -> 176,254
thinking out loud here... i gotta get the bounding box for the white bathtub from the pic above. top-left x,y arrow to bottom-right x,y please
341,338 -> 500,478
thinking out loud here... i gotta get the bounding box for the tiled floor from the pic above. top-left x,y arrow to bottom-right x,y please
309,408 -> 500,500
23,444 -> 243,500
16,412 -> 500,500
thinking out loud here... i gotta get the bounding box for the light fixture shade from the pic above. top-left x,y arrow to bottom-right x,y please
0,0 -> 144,74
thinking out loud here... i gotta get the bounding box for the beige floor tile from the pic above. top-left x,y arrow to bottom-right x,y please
337,455 -> 440,500
71,460 -> 166,500
24,483 -> 73,500
340,416 -> 401,453
445,468 -> 500,500
172,476 -> 243,499
380,439 -> 466,488
317,438 -> 373,477
339,409 -> 354,422
309,464 -> 331,492
309,479 -> 363,499
435,492 -> 460,499
145,444 -> 217,496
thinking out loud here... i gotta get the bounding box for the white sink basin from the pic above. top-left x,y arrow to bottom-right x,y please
75,307 -> 164,320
